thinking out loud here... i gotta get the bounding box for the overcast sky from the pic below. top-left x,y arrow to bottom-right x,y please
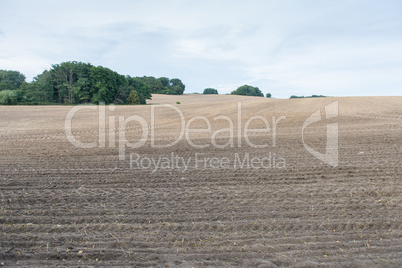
0,0 -> 401,98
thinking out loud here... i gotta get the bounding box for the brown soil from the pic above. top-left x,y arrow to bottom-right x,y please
0,95 -> 401,267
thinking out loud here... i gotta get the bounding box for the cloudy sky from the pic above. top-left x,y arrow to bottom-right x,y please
0,0 -> 401,98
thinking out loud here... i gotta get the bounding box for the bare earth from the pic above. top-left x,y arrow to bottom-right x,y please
0,95 -> 401,267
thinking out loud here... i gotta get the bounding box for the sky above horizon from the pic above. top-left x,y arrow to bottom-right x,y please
0,0 -> 401,98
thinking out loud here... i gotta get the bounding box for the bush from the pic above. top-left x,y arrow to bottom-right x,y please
203,88 -> 218,94
266,93 -> 272,98
176,101 -> 181,104
127,90 -> 140,104
231,85 -> 263,97
0,90 -> 18,105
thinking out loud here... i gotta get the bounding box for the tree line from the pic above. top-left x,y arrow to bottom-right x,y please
0,61 -> 185,105
289,95 -> 328,99
203,85 -> 272,98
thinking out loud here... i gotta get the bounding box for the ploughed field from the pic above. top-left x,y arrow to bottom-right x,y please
0,95 -> 401,267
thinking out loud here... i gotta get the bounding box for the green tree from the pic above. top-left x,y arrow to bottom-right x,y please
127,90 -> 140,104
28,70 -> 54,103
140,77 -> 165,93
0,90 -> 18,105
203,88 -> 218,94
158,77 -> 170,88
289,95 -> 301,99
170,78 -> 185,95
231,85 -> 263,97
289,95 -> 328,99
0,70 -> 26,91
266,93 -> 272,98
138,76 -> 158,93
17,82 -> 47,103
126,76 -> 152,104
139,76 -> 185,95
1,61 -> 184,105
49,61 -> 93,104
89,65 -> 126,104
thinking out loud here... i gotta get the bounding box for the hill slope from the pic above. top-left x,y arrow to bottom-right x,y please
0,96 -> 401,266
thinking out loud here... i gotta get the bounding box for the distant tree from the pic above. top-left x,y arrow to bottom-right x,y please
126,76 -> 152,104
266,93 -> 272,98
0,61 -> 183,105
34,61 -> 128,104
139,76 -> 185,95
32,70 -> 54,102
0,90 -> 18,105
231,85 -> 263,97
127,90 -> 140,104
311,94 -> 327,98
0,70 -> 26,91
152,79 -> 165,93
170,78 -> 185,95
49,61 -> 93,104
290,95 -> 328,99
203,88 -> 218,94
89,65 -> 126,104
158,77 -> 170,88
17,82 -> 47,103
